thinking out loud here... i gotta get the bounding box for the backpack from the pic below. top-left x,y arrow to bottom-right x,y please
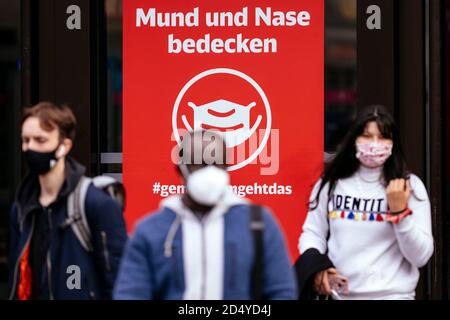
64,176 -> 125,252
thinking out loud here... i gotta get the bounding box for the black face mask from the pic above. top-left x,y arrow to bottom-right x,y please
24,147 -> 60,175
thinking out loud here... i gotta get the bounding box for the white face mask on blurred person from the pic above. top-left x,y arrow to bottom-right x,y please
179,164 -> 230,206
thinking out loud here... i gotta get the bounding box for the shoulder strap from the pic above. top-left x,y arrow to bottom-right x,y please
67,176 -> 94,252
250,204 -> 265,300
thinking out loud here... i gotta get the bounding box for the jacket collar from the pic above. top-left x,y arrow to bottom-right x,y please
15,156 -> 86,225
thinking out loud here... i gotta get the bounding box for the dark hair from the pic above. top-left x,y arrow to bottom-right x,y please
310,105 -> 410,210
21,101 -> 77,141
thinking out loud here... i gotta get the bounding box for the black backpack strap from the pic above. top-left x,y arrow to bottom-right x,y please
250,204 -> 265,300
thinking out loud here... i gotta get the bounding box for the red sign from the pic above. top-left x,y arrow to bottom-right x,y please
123,1 -> 324,260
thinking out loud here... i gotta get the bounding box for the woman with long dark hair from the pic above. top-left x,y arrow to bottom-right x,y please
296,105 -> 434,300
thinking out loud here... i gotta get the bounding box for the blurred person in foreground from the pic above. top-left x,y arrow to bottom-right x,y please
114,130 -> 296,299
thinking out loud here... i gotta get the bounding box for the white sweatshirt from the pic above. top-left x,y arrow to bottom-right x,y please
161,189 -> 247,300
298,166 -> 434,300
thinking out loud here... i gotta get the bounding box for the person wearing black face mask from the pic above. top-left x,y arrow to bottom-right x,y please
23,144 -> 63,175
9,102 -> 128,300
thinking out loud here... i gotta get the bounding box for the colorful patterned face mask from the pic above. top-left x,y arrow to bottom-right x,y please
355,142 -> 393,168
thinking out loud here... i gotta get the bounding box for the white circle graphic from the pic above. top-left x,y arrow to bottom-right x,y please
172,68 -> 272,171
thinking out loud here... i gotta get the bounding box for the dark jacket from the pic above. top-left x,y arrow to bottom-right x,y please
294,248 -> 334,300
9,157 -> 128,299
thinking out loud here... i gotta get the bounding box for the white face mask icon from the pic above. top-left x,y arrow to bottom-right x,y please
181,99 -> 262,148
